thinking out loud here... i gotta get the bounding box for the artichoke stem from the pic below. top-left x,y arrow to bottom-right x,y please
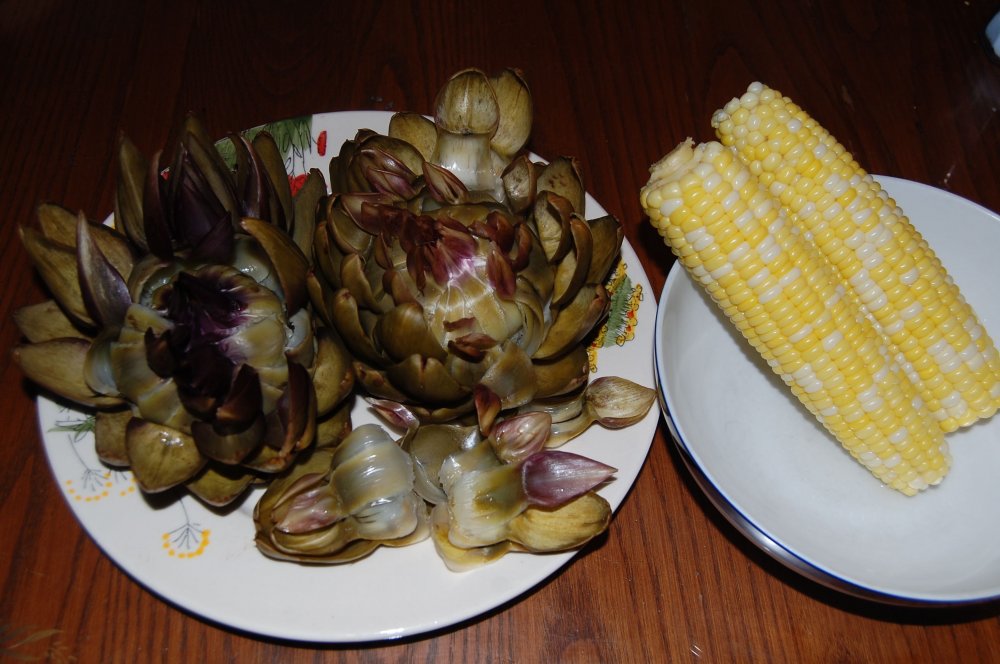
432,131 -> 504,203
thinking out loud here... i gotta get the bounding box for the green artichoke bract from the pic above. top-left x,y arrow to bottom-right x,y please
311,67 -> 648,440
13,115 -> 354,506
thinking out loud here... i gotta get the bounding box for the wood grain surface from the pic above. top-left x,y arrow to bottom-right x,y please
3,1 -> 1000,661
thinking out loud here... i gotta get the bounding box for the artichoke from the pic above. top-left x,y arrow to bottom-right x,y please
311,67 -> 648,439
253,414 -> 615,569
13,115 -> 354,505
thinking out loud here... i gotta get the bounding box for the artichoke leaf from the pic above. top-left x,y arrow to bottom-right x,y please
240,217 -> 310,315
13,299 -> 86,343
19,226 -> 93,327
537,156 -> 585,215
373,302 -> 447,363
585,215 -> 625,285
547,376 -> 657,447
331,289 -> 386,366
183,128 -> 239,226
94,408 -> 132,467
434,69 -> 500,136
445,463 -> 525,548
388,111 -> 437,162
430,504 -> 512,572
77,212 -> 131,328
488,68 -> 532,159
311,328 -> 356,416
386,355 -> 469,405
126,418 -> 206,492
401,423 -> 479,504
532,190 -> 574,263
353,362 -> 411,403
186,463 -> 257,507
530,344 -> 590,399
13,338 -> 123,408
291,168 -> 325,257
36,203 -> 135,279
507,491 -> 611,552
315,398 -> 354,450
192,414 -> 266,465
312,223 -> 344,292
306,271 -> 337,330
477,341 -> 537,410
325,197 -> 376,256
501,154 -> 537,214
339,252 -> 383,312
252,131 -> 295,229
533,285 -> 610,361
83,329 -> 120,397
350,134 -> 426,191
114,136 -> 150,251
550,215 -> 593,309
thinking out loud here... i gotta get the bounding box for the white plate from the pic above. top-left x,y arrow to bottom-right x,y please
37,111 -> 660,641
655,175 -> 1000,605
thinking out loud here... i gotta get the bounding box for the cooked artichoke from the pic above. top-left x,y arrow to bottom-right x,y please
13,115 -> 354,505
253,423 -> 430,563
311,67 -> 646,441
254,414 -> 614,569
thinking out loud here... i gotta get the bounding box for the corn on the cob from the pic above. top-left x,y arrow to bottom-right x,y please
641,139 -> 950,495
711,82 -> 1000,432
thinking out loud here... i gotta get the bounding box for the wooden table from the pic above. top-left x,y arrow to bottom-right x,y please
4,1 -> 1000,661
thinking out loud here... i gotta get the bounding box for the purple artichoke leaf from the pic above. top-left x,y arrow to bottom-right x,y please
234,135 -> 268,221
521,450 -> 617,508
188,209 -> 236,264
423,161 -> 468,205
339,193 -> 393,235
272,473 -> 342,534
76,213 -> 131,328
365,397 -> 420,429
167,271 -> 248,339
447,332 -> 498,363
366,166 -> 419,200
509,224 -> 534,271
174,343 -> 235,419
405,247 -> 428,292
489,411 -> 551,464
359,147 -> 419,200
486,246 -> 516,300
365,397 -> 422,430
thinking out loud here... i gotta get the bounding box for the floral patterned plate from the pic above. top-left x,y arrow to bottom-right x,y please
37,111 -> 660,642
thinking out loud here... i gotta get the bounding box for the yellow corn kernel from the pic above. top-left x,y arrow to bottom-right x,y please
712,82 -> 1000,432
641,139 -> 950,495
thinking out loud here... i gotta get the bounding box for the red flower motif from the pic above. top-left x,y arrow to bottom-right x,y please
288,173 -> 308,196
317,130 -> 328,157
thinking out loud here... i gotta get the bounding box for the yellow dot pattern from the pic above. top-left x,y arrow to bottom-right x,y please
63,473 -> 209,558
162,529 -> 212,559
64,474 -> 137,502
